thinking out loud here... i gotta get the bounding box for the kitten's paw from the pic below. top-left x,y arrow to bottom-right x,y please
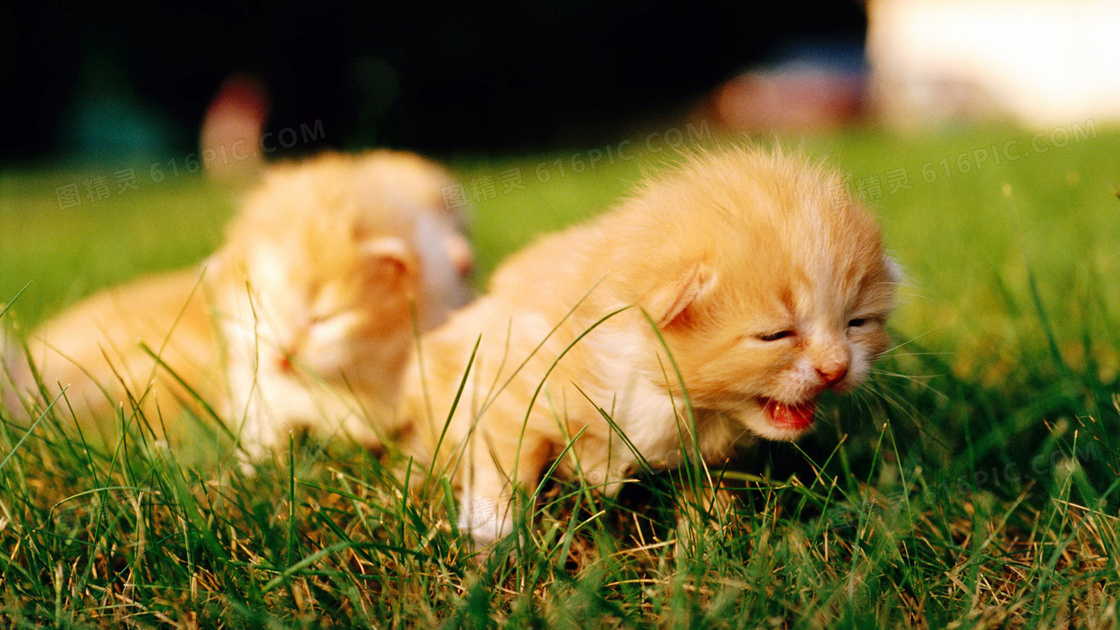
233,432 -> 274,475
235,448 -> 264,476
457,494 -> 512,548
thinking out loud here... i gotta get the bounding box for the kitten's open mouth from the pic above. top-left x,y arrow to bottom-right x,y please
761,397 -> 817,431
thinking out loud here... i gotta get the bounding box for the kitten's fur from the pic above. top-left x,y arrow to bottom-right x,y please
9,269 -> 220,441
398,147 -> 899,544
8,150 -> 473,455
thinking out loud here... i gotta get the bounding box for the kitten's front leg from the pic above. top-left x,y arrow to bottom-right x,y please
336,412 -> 390,454
455,435 -> 551,547
457,466 -> 514,545
237,415 -> 278,460
224,353 -> 284,468
230,398 -> 281,471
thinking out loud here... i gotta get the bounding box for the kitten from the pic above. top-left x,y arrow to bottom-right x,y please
9,262 -> 222,439
8,150 -> 473,456
210,150 -> 472,459
398,146 -> 899,545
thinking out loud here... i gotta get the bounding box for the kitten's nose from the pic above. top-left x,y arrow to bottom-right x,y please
816,362 -> 848,387
446,234 -> 475,277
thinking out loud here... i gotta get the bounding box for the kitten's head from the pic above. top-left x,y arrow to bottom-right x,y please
614,147 -> 898,441
212,151 -> 473,393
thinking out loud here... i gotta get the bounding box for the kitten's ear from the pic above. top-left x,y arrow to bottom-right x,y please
645,264 -> 716,328
199,251 -> 229,282
362,236 -> 417,284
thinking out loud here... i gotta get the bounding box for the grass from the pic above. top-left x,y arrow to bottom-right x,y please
2,122 -> 1120,627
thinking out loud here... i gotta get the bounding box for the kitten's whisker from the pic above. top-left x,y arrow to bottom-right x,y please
882,329 -> 938,355
867,369 -> 940,384
882,351 -> 955,357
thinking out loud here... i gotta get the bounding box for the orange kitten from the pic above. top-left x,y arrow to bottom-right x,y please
8,269 -> 220,440
210,150 -> 472,459
7,150 -> 473,455
398,147 -> 899,544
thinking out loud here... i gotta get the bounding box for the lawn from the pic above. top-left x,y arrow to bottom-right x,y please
1,123 -> 1119,628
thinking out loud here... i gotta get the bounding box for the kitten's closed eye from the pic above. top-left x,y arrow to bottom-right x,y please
308,310 -> 338,325
847,316 -> 886,329
756,329 -> 796,342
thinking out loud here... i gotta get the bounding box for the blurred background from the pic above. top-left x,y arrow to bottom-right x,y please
1,0 -> 872,161
5,0 -> 1120,164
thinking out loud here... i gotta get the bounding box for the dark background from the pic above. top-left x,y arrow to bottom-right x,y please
0,1 -> 866,160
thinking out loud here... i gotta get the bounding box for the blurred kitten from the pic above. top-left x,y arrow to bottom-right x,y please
398,146 -> 899,545
211,150 -> 472,459
8,150 -> 473,455
7,269 -> 220,442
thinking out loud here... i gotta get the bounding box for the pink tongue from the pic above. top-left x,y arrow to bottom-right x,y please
765,399 -> 817,429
